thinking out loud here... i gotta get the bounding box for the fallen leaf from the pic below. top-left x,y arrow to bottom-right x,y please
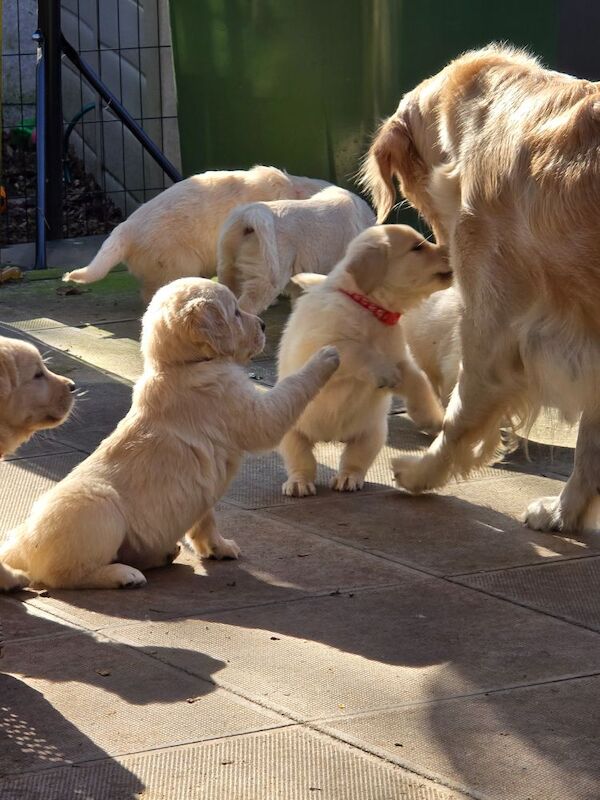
95,669 -> 111,677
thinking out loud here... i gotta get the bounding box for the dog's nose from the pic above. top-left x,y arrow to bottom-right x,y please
259,318 -> 266,332
67,379 -> 77,393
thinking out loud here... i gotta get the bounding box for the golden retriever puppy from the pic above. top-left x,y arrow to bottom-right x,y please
403,286 -> 462,406
0,336 -> 75,458
63,166 -> 330,303
278,225 -> 451,497
217,186 -> 375,314
0,335 -> 76,591
0,279 -> 340,591
361,44 -> 600,532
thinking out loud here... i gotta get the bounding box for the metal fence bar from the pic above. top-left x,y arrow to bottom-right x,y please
32,31 -> 46,269
61,35 -> 182,185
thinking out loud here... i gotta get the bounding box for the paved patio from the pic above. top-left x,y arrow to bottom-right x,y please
0,270 -> 598,799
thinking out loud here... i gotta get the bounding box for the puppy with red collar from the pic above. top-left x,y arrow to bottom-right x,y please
278,225 -> 451,496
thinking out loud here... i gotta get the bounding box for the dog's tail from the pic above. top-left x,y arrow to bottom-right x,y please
0,537 -> 29,592
63,223 -> 129,284
217,204 -> 281,313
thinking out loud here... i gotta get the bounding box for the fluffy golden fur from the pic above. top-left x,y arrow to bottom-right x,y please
278,225 -> 451,497
0,335 -> 76,590
217,185 -> 375,314
361,44 -> 600,532
0,279 -> 339,591
0,336 -> 75,458
64,166 -> 330,303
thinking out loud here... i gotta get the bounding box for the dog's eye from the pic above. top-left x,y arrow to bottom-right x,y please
235,309 -> 241,318
34,370 -> 45,379
411,242 -> 424,252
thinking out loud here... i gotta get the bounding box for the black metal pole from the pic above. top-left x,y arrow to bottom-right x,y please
38,0 -> 63,240
33,31 -> 47,270
61,36 -> 183,184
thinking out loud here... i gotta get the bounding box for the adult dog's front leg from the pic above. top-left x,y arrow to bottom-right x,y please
525,409 -> 600,533
392,360 -> 508,494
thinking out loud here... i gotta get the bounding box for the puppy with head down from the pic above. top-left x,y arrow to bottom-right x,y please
0,335 -> 76,590
64,165 -> 330,303
278,225 -> 451,497
217,185 -> 375,314
0,279 -> 339,591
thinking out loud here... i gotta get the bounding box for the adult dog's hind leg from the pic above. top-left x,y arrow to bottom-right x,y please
187,509 -> 240,560
525,408 -> 600,533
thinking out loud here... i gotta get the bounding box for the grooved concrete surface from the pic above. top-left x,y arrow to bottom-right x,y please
0,278 -> 598,799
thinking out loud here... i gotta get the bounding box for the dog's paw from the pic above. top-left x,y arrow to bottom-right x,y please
524,496 -> 563,532
115,565 -> 147,589
282,478 -> 317,498
391,454 -> 435,494
0,563 -> 29,592
314,346 -> 340,374
210,537 -> 241,560
376,364 -> 403,390
330,472 -> 365,492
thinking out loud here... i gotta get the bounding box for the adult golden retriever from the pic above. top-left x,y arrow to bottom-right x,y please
361,44 -> 600,533
0,279 -> 339,591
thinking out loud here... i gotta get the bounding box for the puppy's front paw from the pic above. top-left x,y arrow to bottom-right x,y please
330,471 -> 365,492
282,478 -> 317,498
392,454 -> 435,494
211,537 -> 241,560
376,364 -> 403,390
0,563 -> 29,592
524,496 -> 562,532
116,565 -> 147,589
314,345 -> 340,375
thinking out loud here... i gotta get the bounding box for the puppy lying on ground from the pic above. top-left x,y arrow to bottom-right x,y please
64,166 -> 330,303
0,279 -> 339,591
277,225 -> 451,497
217,185 -> 375,313
361,44 -> 600,532
0,335 -> 76,590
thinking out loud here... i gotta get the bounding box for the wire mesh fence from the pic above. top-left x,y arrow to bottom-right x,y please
1,0 -> 181,251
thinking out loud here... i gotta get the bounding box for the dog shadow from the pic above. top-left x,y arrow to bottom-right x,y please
0,599 -> 225,796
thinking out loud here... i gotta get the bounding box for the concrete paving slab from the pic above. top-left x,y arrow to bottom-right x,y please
106,581 -> 600,721
0,270 -> 143,327
1,626 -> 284,776
0,596 -> 82,644
324,675 -> 600,800
266,475 -> 596,576
0,452 -> 86,532
456,556 -> 600,631
0,726 -> 469,800
23,504 -> 411,631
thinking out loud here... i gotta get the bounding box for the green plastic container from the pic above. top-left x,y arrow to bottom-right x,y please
170,0 -> 574,213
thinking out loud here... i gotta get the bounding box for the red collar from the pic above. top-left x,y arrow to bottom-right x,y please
338,289 -> 401,326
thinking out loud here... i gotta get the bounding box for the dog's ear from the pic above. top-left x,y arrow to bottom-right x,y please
359,110 -> 425,223
344,235 -> 389,295
0,352 -> 16,399
183,298 -> 236,357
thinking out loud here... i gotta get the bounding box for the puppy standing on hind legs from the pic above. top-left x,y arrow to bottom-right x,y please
278,225 -> 451,497
0,278 -> 340,591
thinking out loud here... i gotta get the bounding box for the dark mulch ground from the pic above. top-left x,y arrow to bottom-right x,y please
1,132 -> 123,247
